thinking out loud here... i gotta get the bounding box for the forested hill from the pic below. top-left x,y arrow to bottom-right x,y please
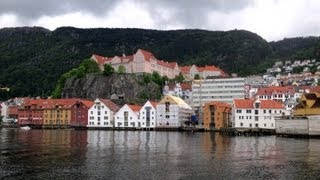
0,26 -> 319,100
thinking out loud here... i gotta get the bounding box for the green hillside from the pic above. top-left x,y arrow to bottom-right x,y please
0,27 -> 319,100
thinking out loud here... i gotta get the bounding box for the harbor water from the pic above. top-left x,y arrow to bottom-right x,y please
1,128 -> 320,179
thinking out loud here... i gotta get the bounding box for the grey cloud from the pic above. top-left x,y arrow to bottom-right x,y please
0,0 -> 121,20
141,0 -> 252,29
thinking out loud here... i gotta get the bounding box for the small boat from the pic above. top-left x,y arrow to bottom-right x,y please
20,126 -> 31,130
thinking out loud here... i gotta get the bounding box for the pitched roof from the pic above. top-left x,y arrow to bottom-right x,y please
159,95 -> 192,110
234,99 -> 284,109
255,86 -> 295,96
138,49 -> 155,61
310,86 -> 320,93
128,104 -> 142,112
180,82 -> 192,91
156,60 -> 177,69
92,54 -> 107,65
148,101 -> 158,108
179,66 -> 192,73
99,98 -> 120,112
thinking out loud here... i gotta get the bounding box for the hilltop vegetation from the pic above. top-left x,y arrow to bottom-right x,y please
0,27 -> 319,100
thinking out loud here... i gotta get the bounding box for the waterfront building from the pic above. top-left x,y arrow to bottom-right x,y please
138,101 -> 157,128
203,101 -> 232,130
293,93 -> 320,116
87,98 -> 119,128
233,99 -> 286,129
2,97 -> 31,123
18,98 -> 93,128
114,104 -> 142,128
156,95 -> 194,128
192,77 -> 245,107
70,100 -> 94,128
91,49 -> 180,79
18,99 -> 47,126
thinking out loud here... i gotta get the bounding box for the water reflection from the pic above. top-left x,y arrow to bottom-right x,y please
1,129 -> 320,179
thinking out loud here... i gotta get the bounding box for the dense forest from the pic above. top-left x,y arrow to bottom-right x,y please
0,27 -> 319,100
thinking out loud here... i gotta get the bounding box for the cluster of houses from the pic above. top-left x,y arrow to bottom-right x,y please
7,95 -> 194,130
1,49 -> 320,134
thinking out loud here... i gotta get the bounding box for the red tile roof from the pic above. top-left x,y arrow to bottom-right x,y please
180,82 -> 192,91
138,49 -> 155,61
255,86 -> 295,96
310,86 -> 320,93
148,101 -> 158,108
99,98 -> 120,112
156,60 -> 177,69
234,99 -> 284,109
128,104 -> 142,112
180,66 -> 192,73
92,54 -> 107,65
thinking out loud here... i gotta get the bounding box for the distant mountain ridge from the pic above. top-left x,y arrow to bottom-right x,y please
0,26 -> 319,100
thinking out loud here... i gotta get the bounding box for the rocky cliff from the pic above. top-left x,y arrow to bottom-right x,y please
62,74 -> 161,105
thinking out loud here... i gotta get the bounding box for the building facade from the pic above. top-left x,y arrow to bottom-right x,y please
156,95 -> 194,128
91,49 -> 181,79
192,78 -> 245,107
138,101 -> 157,128
114,104 -> 142,128
87,98 -> 119,128
233,99 -> 287,129
203,101 -> 232,130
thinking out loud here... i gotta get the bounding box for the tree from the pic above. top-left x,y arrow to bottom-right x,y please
117,65 -> 126,74
151,71 -> 164,86
143,73 -> 151,84
103,64 -> 114,76
194,74 -> 201,80
80,59 -> 100,74
174,73 -> 185,83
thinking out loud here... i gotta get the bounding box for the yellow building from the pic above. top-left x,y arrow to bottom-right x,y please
203,101 -> 231,130
42,99 -> 75,128
294,93 -> 320,116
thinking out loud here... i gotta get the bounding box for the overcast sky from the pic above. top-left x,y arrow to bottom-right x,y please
0,0 -> 319,41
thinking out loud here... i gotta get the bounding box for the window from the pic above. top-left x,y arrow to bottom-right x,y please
165,115 -> 170,119
98,111 -> 101,115
104,116 -> 108,120
104,122 -> 107,125
98,117 -> 100,121
269,110 -> 271,113
263,110 -> 266,113
264,123 -> 266,127
255,110 -> 258,115
246,110 -> 251,113
97,122 -> 100,125
271,123 -> 274,127
105,111 -> 107,114
240,123 -> 243,127
255,116 -> 259,121
165,102 -> 170,112
255,123 -> 259,127
249,123 -> 252,127
91,111 -> 93,114
236,110 -> 242,113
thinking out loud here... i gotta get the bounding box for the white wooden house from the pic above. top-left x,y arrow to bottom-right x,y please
114,104 -> 142,128
87,98 -> 119,128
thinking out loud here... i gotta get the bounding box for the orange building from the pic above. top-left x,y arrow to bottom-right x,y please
203,101 -> 232,130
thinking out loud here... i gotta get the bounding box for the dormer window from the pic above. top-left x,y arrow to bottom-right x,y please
254,101 -> 260,108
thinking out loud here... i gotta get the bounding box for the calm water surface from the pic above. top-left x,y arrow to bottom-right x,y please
1,128 -> 320,179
